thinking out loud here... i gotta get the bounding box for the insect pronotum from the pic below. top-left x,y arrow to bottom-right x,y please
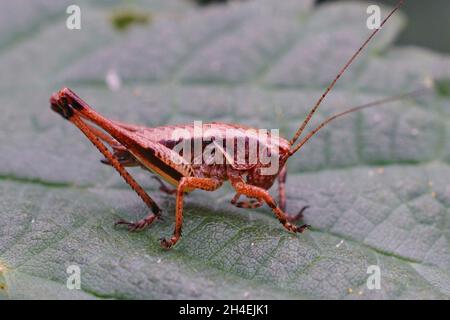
51,1 -> 419,249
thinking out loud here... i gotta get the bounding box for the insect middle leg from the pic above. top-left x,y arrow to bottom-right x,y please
160,177 -> 222,249
278,164 -> 309,222
230,175 -> 309,233
152,176 -> 177,195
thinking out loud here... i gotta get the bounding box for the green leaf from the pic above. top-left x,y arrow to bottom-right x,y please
1,0 -> 450,299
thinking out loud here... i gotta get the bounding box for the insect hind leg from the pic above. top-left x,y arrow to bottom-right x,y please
115,214 -> 160,232
62,111 -> 162,234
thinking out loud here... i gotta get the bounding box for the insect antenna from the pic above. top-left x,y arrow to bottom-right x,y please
289,0 -> 405,149
288,87 -> 430,156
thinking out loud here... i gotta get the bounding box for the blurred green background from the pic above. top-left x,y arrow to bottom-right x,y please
319,0 -> 450,54
196,0 -> 450,54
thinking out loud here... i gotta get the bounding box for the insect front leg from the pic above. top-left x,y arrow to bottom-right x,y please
277,164 -> 308,223
231,193 -> 263,209
230,175 -> 309,234
160,177 -> 222,249
278,164 -> 287,212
